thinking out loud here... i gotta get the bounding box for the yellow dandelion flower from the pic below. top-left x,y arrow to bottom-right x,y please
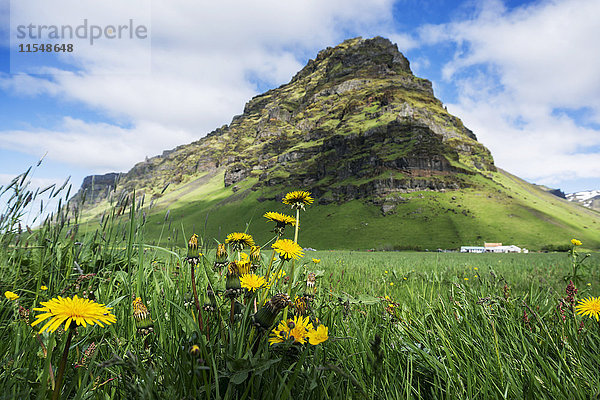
576,296 -> 600,321
31,295 -> 116,334
390,282 -> 394,286
264,211 -> 296,226
289,315 -> 314,344
474,267 -> 478,271
5,291 -> 19,301
282,190 -> 314,209
312,258 -> 321,264
464,278 -> 469,281
307,324 -> 329,345
225,232 -> 255,250
190,344 -> 201,356
272,239 -> 304,260
384,270 -> 388,274
571,239 -> 582,246
240,273 -> 267,292
269,320 -> 290,345
40,285 -> 48,291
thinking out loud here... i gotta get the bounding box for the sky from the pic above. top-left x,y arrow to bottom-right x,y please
1,0 -> 600,213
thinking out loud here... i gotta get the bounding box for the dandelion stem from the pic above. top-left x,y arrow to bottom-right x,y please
264,235 -> 280,282
190,262 -> 204,334
229,299 -> 235,325
281,258 -> 296,322
260,235 -> 280,306
293,209 -> 300,244
52,326 -> 73,400
287,259 -> 296,297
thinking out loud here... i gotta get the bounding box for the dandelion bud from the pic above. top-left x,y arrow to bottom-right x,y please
216,243 -> 228,260
203,286 -> 218,312
133,297 -> 153,330
187,234 -> 200,264
238,259 -> 251,275
250,245 -> 261,263
225,262 -> 242,298
294,295 -> 311,316
214,243 -> 229,271
306,273 -> 316,288
252,293 -> 291,330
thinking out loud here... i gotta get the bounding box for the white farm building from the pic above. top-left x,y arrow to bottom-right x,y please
460,243 -> 527,253
460,246 -> 485,253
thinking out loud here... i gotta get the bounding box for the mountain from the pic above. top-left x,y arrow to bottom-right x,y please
567,190 -> 600,211
73,37 -> 600,250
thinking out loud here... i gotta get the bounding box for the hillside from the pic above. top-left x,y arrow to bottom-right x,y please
72,37 -> 600,250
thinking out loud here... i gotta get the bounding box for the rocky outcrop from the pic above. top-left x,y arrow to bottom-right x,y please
548,189 -> 566,199
74,173 -> 120,205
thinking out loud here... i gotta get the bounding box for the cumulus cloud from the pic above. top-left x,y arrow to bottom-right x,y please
0,0 -> 396,173
0,117 -> 195,172
418,0 -> 600,186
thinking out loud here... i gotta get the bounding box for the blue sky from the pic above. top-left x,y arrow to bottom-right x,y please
1,0 -> 600,214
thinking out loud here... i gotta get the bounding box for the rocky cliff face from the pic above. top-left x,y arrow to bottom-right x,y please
73,172 -> 120,205
74,36 -> 496,207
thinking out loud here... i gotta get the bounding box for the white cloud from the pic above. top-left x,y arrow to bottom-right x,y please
0,173 -> 59,189
385,32 -> 418,52
419,0 -> 600,186
0,117 -> 196,172
0,0 -> 396,170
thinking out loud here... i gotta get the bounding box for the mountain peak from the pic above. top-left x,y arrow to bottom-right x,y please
290,36 -> 412,85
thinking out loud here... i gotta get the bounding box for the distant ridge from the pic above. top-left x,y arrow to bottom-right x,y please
567,190 -> 600,211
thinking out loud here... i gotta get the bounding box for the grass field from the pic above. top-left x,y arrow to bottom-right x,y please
1,173 -> 600,399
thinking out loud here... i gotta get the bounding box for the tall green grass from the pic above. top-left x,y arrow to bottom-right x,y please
1,169 -> 599,399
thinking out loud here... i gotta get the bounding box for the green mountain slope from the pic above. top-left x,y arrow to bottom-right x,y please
75,166 -> 600,250
73,37 -> 600,250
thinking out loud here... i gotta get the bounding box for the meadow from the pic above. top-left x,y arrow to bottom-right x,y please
1,174 -> 599,399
